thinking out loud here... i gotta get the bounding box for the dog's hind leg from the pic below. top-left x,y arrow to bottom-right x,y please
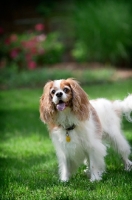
105,125 -> 132,171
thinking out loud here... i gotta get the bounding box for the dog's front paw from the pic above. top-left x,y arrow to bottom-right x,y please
125,159 -> 132,171
60,176 -> 69,182
60,173 -> 70,182
90,171 -> 103,182
84,167 -> 90,178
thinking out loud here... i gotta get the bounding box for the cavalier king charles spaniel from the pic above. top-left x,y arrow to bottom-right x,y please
40,78 -> 132,182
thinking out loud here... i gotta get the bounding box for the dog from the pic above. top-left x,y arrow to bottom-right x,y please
39,78 -> 132,182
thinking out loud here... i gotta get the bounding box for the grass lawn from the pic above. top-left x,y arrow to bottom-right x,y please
0,79 -> 132,200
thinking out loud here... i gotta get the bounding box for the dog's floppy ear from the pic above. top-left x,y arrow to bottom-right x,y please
66,78 -> 90,121
39,81 -> 56,124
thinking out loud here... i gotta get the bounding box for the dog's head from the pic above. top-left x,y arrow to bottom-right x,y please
40,78 -> 89,124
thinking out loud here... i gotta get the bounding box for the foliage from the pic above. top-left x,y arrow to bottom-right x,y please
0,79 -> 132,199
0,66 -> 115,89
1,1 -> 132,69
37,0 -> 56,17
72,0 -> 132,65
0,24 -> 64,70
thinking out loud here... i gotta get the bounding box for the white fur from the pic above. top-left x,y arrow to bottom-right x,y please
42,80 -> 132,182
51,108 -> 106,182
54,80 -> 62,88
52,80 -> 68,105
52,95 -> 132,181
90,97 -> 132,170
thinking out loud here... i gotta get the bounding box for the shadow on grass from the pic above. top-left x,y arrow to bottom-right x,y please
1,149 -> 132,200
0,153 -> 58,190
1,151 -> 132,183
122,119 -> 132,145
0,109 -> 49,141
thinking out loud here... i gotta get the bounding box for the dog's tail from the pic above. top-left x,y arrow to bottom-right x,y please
113,94 -> 132,122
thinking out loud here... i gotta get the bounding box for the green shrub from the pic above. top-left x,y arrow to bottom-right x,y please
34,32 -> 65,64
72,1 -> 132,64
0,67 -> 73,89
0,66 -> 115,89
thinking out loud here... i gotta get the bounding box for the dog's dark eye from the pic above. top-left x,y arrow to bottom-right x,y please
51,89 -> 56,95
63,87 -> 69,93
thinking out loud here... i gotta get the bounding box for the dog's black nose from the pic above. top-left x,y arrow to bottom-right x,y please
56,92 -> 63,98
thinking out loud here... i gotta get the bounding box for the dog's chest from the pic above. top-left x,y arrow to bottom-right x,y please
56,109 -> 77,128
51,126 -> 86,163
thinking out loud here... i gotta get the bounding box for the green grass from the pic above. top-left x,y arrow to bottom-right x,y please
0,79 -> 132,200
0,67 -> 115,89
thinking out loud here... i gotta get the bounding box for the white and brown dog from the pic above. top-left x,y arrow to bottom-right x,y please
39,78 -> 132,182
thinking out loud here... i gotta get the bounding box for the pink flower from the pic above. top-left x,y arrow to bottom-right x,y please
5,38 -> 11,45
27,61 -> 37,70
36,34 -> 46,42
25,54 -> 32,62
38,47 -> 45,55
35,23 -> 45,31
10,48 -> 19,59
30,47 -> 37,55
10,34 -> 18,42
21,38 -> 36,49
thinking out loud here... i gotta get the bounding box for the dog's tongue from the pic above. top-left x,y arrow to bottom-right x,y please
57,102 -> 66,111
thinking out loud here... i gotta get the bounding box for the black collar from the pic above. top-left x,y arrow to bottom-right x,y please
65,124 -> 76,131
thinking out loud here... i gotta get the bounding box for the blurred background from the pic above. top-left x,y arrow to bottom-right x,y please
0,0 -> 132,88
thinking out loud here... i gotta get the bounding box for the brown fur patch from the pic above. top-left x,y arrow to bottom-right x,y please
65,78 -> 90,121
59,79 -> 73,107
115,109 -> 122,118
39,81 -> 56,124
90,104 -> 102,138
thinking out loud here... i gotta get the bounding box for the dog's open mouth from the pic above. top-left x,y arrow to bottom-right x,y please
56,100 -> 66,111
